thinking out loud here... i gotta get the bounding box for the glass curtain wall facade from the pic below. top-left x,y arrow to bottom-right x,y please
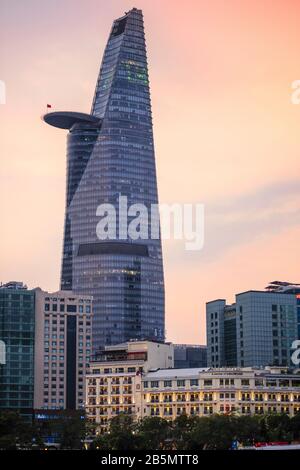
61,121 -> 101,291
0,284 -> 35,420
45,8 -> 165,353
68,8 -> 165,352
206,291 -> 298,368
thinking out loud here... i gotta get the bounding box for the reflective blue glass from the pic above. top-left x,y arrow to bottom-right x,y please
57,9 -> 165,352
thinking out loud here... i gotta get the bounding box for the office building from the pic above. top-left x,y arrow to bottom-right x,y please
85,340 -> 300,432
206,282 -> 300,368
43,8 -> 165,352
0,282 -> 35,420
34,288 -> 92,410
174,344 -> 207,368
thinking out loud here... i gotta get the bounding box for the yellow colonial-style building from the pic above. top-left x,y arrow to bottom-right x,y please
85,341 -> 300,433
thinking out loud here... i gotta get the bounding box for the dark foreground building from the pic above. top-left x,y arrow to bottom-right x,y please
44,8 -> 165,352
0,282 -> 35,421
174,344 -> 207,369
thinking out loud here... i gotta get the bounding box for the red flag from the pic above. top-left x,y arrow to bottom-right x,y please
47,104 -> 52,108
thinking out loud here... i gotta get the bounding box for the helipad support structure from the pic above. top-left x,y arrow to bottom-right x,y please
43,111 -> 101,130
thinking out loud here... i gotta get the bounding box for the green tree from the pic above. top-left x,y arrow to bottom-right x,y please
87,413 -> 299,450
262,414 -> 292,442
0,410 -> 34,449
234,415 -> 262,446
137,416 -> 170,449
59,414 -> 86,449
189,416 -> 212,449
289,413 -> 300,440
190,415 -> 237,450
94,414 -> 139,450
172,415 -> 200,450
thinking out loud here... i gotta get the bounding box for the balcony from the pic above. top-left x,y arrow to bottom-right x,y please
203,396 -> 213,402
190,395 -> 199,402
111,379 -> 120,385
254,396 -> 264,402
123,378 -> 132,385
176,396 -> 186,402
280,396 -> 290,403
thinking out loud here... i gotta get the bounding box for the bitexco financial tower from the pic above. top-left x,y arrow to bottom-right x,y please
44,8 -> 165,352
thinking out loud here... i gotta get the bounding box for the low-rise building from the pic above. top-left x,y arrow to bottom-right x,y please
142,367 -> 300,419
86,341 -> 300,433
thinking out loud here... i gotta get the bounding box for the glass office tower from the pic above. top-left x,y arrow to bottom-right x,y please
44,8 -> 165,352
206,287 -> 299,368
0,282 -> 35,421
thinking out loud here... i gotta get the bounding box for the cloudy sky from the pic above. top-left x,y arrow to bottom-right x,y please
1,0 -> 300,344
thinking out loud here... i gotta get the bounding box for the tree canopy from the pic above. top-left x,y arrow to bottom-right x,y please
1,409 -> 300,450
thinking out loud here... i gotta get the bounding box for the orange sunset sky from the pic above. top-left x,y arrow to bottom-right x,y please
1,0 -> 300,345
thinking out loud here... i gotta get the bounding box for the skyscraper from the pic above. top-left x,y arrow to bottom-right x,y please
44,8 -> 165,352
